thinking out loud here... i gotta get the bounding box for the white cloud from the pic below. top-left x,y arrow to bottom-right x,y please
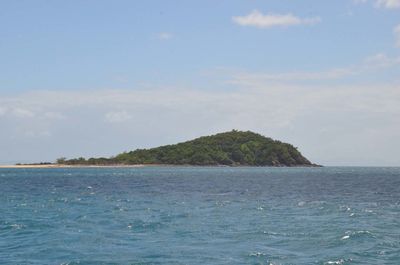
232,10 -> 320,28
157,32 -> 173,40
43,112 -> 66,120
23,130 -> 52,138
355,0 -> 400,8
12,108 -> 35,118
105,111 -> 132,123
0,107 -> 7,116
228,68 -> 356,85
0,105 -> 66,120
364,53 -> 400,66
394,24 -> 400,47
227,53 -> 400,86
375,0 -> 400,8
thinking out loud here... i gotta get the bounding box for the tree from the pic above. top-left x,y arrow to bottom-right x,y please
56,157 -> 67,164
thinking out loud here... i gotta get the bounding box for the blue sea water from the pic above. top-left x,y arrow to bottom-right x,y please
1,167 -> 400,265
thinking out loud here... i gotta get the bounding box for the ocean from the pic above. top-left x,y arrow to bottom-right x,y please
0,167 -> 399,265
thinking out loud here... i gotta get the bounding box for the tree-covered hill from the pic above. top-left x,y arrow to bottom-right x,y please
59,130 -> 317,166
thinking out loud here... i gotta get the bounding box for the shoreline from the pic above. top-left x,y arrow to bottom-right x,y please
0,164 -> 321,169
0,164 -> 146,169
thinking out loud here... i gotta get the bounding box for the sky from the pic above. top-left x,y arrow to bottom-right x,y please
0,0 -> 400,166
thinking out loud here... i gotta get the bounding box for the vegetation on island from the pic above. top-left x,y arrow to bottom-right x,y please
58,130 -> 317,167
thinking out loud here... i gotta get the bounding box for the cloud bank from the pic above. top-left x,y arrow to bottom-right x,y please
1,81 -> 399,166
227,53 -> 400,86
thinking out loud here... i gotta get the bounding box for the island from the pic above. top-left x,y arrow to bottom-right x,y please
57,130 -> 318,167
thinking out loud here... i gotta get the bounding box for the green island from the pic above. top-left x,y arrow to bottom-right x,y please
57,130 -> 319,167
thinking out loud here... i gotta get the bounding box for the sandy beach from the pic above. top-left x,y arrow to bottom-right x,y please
0,164 -> 145,169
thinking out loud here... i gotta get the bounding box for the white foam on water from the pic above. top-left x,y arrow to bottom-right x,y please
249,251 -> 265,257
298,201 -> 306,207
341,230 -> 372,240
324,258 -> 352,265
325,259 -> 344,265
10,223 -> 25,230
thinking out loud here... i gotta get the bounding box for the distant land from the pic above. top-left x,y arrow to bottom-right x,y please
54,130 -> 319,167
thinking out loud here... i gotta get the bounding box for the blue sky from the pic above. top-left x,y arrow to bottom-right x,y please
1,0 -> 400,165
